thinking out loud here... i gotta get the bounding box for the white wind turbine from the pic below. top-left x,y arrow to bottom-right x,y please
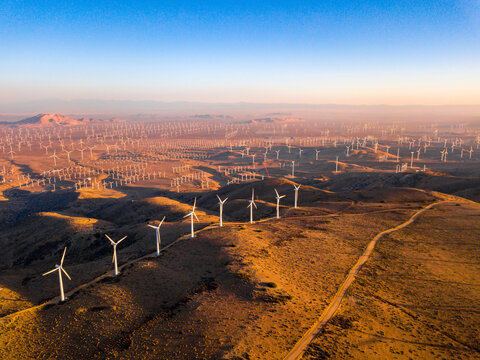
184,198 -> 199,238
217,195 -> 228,227
148,216 -> 166,256
64,149 -> 72,163
247,188 -> 257,224
106,234 -> 127,276
88,145 -> 95,160
293,184 -> 301,208
42,247 -> 71,302
274,188 -> 286,219
50,150 -> 59,166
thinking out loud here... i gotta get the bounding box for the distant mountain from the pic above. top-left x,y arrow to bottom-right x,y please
248,116 -> 305,124
14,113 -> 81,126
0,113 -> 125,127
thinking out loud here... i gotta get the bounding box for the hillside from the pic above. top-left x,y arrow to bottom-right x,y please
1,181 -> 477,359
0,114 -> 126,127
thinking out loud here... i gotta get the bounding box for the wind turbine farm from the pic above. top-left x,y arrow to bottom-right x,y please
0,111 -> 478,359
0,2 -> 480,360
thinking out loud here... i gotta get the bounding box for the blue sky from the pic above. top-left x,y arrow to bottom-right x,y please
0,0 -> 479,105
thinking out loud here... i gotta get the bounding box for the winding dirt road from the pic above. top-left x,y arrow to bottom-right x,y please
283,201 -> 451,360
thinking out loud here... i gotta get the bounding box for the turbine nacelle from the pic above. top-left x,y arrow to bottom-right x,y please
274,188 -> 286,200
217,194 -> 228,205
247,200 -> 257,209
185,198 -> 199,221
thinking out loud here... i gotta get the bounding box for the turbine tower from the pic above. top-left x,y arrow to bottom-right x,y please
106,234 -> 127,276
293,184 -> 301,208
148,216 -> 166,256
184,198 -> 199,238
247,188 -> 257,224
274,188 -> 286,219
217,195 -> 228,227
42,247 -> 71,302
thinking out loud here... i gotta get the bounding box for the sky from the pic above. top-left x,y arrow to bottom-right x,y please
0,0 -> 479,107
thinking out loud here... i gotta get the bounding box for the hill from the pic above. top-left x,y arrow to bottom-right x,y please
0,114 -> 126,127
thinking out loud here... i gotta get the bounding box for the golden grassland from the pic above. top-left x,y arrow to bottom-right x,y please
0,187 -> 456,360
303,202 -> 480,360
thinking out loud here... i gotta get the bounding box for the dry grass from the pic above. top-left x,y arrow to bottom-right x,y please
0,198 -> 427,359
303,202 -> 480,360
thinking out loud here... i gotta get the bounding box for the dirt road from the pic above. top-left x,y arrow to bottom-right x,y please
283,201 -> 451,360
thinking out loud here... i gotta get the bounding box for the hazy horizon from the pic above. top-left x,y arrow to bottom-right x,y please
1,99 -> 479,123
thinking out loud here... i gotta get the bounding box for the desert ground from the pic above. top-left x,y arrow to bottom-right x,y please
0,114 -> 479,359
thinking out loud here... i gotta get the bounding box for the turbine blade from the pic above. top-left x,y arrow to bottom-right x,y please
280,195 -> 286,199
184,212 -> 191,218
147,224 -> 157,229
60,247 -> 67,265
159,216 -> 166,226
193,212 -> 199,221
61,267 -> 72,280
42,268 -> 58,276
216,194 -> 221,202
253,201 -> 257,209
105,234 -> 115,244
117,236 -> 127,244
275,188 -> 279,197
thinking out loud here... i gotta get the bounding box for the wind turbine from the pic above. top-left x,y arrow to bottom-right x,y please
274,188 -> 286,219
148,216 -> 166,256
88,145 -> 95,160
64,149 -> 72,164
184,198 -> 199,238
79,148 -> 86,161
42,247 -> 71,302
293,184 -> 301,208
106,234 -> 127,276
50,150 -> 59,166
247,188 -> 257,224
217,195 -> 228,227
